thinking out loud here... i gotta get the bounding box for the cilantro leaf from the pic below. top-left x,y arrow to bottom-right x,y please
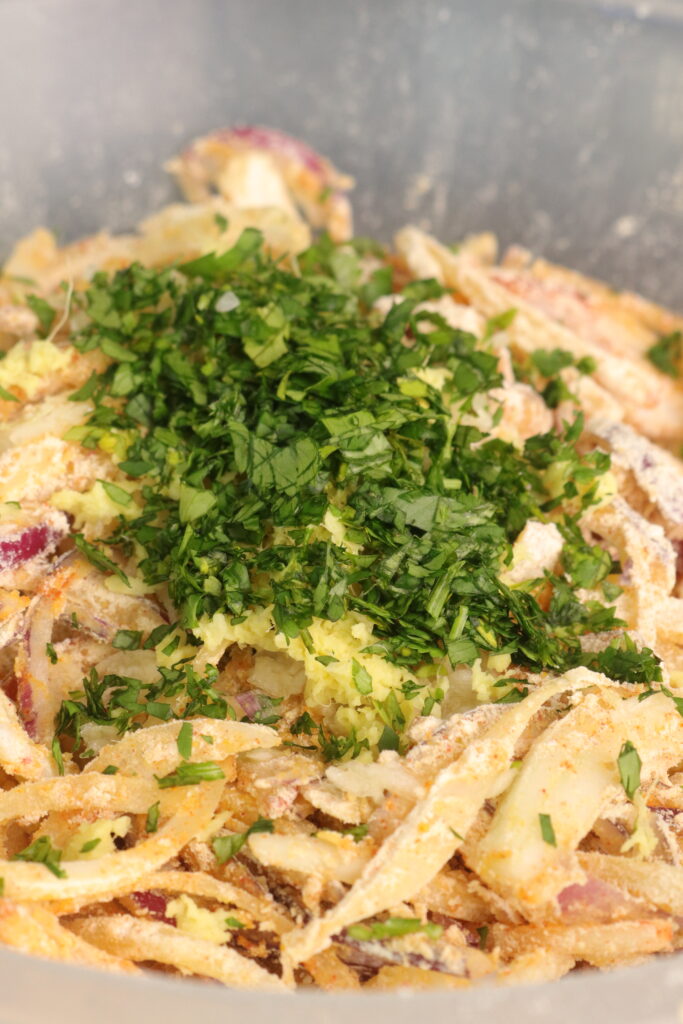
647,331 -> 682,378
155,761 -> 225,788
12,836 -> 66,878
176,722 -> 193,759
531,348 -> 574,377
73,534 -> 130,586
63,230 -> 656,754
346,917 -> 443,941
538,813 -> 557,846
26,294 -> 55,336
145,801 -> 160,833
212,817 -> 274,864
351,659 -> 373,695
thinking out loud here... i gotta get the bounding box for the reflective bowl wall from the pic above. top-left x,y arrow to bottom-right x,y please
2,0 -> 683,307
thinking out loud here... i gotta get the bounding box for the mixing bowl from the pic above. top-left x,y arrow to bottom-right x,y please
1,1 -> 683,1020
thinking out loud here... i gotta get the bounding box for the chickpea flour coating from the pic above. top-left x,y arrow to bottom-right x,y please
0,127 -> 682,990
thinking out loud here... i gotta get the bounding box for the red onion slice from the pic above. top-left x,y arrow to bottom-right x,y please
0,523 -> 62,571
130,891 -> 175,925
217,126 -> 327,177
15,596 -> 56,742
16,675 -> 37,740
234,691 -> 263,720
174,126 -> 354,241
557,876 -> 649,922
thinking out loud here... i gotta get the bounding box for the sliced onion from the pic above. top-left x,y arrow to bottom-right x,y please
337,936 -> 466,978
234,691 -> 262,719
15,596 -> 55,742
0,521 -> 65,572
557,876 -> 649,922
219,126 -> 328,176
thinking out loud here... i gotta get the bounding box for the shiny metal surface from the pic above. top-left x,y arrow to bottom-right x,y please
1,1 -> 683,1020
2,0 -> 683,306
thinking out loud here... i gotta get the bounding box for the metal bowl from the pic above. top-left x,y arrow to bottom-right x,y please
1,0 -> 683,1019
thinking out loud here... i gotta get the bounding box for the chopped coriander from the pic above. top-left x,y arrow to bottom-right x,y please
98,479 -> 133,507
539,813 -> 557,847
576,356 -> 597,375
45,642 -> 58,665
342,824 -> 369,843
118,459 -> 155,478
647,331 -> 682,378
377,726 -> 400,752
155,761 -> 225,788
531,348 -> 596,381
178,484 -> 217,524
421,687 -> 444,715
69,371 -> 100,402
659,685 -> 683,718
145,801 -> 160,833
319,729 -> 368,761
494,683 -> 529,704
602,580 -> 623,602
54,662 -> 227,750
484,308 -> 517,339
0,385 -> 19,404
351,659 -> 373,695
161,635 -> 180,657
225,916 -> 245,929
212,817 -> 274,864
112,629 -> 143,651
531,348 -> 574,377
62,228 -> 661,756
582,635 -> 662,685
102,765 -> 119,774
542,377 -> 573,409
26,294 -> 56,336
291,712 -> 316,736
200,734 -> 214,744
617,740 -> 641,800
73,534 -> 129,586
176,722 -> 193,759
143,624 -> 176,650
346,917 -> 442,942
80,838 -> 101,854
12,836 -> 66,878
51,736 -> 65,776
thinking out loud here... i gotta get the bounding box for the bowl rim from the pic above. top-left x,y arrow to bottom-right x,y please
0,940 -> 682,1024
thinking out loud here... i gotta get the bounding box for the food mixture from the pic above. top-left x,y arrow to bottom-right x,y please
0,127 -> 682,991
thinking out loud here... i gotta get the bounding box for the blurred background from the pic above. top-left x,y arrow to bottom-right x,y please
1,0 -> 683,305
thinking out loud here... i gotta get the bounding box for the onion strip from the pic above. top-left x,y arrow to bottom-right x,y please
68,914 -> 291,990
0,780 -> 223,901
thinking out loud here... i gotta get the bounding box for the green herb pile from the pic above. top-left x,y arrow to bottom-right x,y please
58,228 -> 662,752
